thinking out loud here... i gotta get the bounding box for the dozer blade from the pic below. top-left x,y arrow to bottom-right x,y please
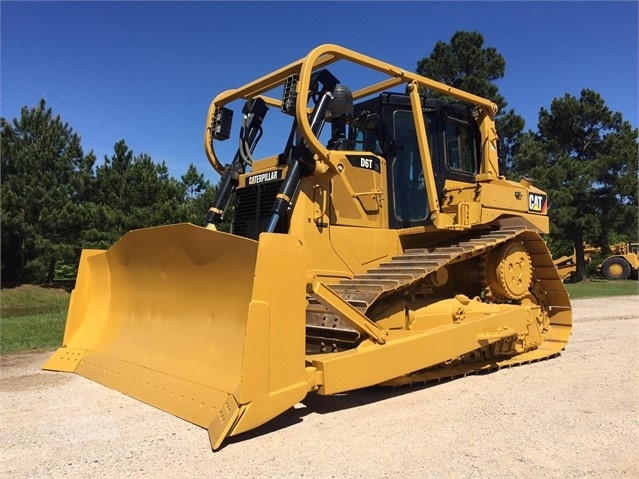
44,224 -> 312,450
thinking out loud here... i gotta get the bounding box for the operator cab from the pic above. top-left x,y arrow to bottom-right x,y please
349,93 -> 482,229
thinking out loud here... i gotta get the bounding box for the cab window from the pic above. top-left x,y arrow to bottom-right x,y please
445,119 -> 477,175
352,113 -> 382,154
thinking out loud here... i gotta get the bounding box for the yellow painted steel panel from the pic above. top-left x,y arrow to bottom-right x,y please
42,348 -> 85,372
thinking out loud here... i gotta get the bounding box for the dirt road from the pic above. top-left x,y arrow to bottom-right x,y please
1,296 -> 637,478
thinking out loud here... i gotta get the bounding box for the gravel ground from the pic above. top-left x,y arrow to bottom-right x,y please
1,296 -> 637,479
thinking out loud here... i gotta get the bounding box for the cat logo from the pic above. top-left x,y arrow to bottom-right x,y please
528,193 -> 547,214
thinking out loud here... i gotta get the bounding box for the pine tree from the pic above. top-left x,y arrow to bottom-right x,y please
415,31 -> 525,174
511,89 -> 638,280
93,140 -> 186,240
1,99 -> 96,283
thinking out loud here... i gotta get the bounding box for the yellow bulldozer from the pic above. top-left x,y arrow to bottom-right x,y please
44,44 -> 572,450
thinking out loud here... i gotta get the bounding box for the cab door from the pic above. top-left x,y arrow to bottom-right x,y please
385,108 -> 439,229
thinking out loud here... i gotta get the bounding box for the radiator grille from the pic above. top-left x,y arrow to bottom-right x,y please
232,180 -> 288,240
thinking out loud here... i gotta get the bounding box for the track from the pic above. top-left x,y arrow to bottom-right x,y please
306,225 -> 572,380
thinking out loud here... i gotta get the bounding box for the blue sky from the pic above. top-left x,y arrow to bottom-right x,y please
2,1 -> 637,184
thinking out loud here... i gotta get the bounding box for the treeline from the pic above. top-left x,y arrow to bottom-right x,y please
1,99 -> 224,284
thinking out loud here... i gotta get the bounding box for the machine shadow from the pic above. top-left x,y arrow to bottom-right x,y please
223,377 -> 456,448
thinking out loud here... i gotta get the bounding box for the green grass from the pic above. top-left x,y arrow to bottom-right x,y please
0,312 -> 67,354
0,279 -> 637,355
1,285 -> 70,354
1,284 -> 70,317
564,279 -> 639,299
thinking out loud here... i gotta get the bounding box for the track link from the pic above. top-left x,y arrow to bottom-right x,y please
328,226 -> 526,310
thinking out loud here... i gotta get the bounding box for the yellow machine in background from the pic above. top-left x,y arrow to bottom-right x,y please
600,242 -> 639,280
44,44 -> 572,450
555,242 -> 638,281
553,244 -> 598,282
553,253 -> 577,282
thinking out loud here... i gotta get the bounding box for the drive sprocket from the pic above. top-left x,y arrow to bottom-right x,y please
480,240 -> 533,301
